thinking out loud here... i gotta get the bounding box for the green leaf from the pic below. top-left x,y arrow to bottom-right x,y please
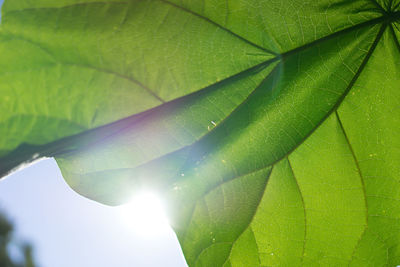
1,0 -> 400,266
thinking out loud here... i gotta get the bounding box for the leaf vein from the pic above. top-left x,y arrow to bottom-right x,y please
287,157 -> 307,265
158,0 -> 278,55
335,111 -> 369,264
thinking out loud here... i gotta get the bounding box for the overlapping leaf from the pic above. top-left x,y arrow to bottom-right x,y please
0,0 -> 399,266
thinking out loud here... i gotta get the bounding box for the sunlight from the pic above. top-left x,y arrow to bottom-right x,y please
118,191 -> 171,237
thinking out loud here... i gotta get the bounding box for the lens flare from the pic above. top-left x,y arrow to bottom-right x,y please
118,191 -> 170,237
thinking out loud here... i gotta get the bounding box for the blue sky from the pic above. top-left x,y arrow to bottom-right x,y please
0,159 -> 187,267
0,1 -> 187,266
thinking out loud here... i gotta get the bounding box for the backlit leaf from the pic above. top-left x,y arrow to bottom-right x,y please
0,0 -> 399,266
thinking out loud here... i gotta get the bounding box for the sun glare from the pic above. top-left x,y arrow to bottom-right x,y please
118,191 -> 171,237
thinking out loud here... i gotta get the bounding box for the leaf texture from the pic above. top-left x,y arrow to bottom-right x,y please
0,0 -> 399,266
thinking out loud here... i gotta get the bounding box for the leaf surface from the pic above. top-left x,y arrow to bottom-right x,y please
1,0 -> 399,266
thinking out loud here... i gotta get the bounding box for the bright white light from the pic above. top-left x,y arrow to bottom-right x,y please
118,191 -> 171,237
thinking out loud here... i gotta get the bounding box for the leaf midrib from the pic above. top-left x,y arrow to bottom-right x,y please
63,16 -> 388,177
190,20 -> 388,267
0,10 -> 394,177
390,24 -> 400,52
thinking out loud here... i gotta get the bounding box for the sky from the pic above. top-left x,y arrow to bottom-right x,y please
0,1 -> 187,266
0,159 -> 187,267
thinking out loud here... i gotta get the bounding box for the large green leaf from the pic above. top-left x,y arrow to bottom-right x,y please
1,0 -> 399,266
